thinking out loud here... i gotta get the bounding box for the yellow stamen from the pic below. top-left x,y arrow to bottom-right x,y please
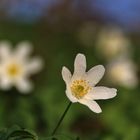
71,79 -> 91,99
7,63 -> 21,77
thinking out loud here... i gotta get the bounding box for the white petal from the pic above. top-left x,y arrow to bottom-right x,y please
0,41 -> 12,60
62,66 -> 72,84
79,99 -> 102,113
66,87 -> 78,103
86,65 -> 105,86
0,76 -> 12,90
15,41 -> 32,60
15,78 -> 33,93
25,57 -> 43,74
73,53 -> 86,78
85,86 -> 117,100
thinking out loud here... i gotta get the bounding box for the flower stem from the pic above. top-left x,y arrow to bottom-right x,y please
51,101 -> 72,136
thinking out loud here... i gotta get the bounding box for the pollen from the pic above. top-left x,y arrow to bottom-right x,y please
7,63 -> 21,77
71,79 -> 91,99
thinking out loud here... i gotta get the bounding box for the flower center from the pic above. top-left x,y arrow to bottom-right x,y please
71,79 -> 91,99
7,63 -> 21,77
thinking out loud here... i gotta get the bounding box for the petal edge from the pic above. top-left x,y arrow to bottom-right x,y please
86,65 -> 105,86
79,99 -> 102,113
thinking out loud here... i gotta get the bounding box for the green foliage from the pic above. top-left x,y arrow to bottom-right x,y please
0,125 -> 38,140
0,22 -> 139,140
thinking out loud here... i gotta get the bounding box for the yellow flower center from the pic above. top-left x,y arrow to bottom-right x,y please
71,79 -> 91,99
7,63 -> 22,77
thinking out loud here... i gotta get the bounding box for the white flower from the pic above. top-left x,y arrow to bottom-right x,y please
0,41 -> 43,93
62,54 -> 117,113
96,27 -> 131,60
106,58 -> 138,88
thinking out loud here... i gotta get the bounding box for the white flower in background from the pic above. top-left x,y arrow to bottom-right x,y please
96,27 -> 131,60
106,58 -> 138,88
62,54 -> 117,113
0,41 -> 43,93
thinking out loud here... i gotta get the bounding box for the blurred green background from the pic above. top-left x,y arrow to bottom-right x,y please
0,0 -> 140,140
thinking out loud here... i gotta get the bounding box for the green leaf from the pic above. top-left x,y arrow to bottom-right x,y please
0,125 -> 38,140
7,130 -> 38,140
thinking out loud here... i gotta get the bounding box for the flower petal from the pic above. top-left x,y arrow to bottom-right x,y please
25,57 -> 43,74
15,41 -> 32,60
15,78 -> 33,93
73,53 -> 86,78
0,41 -> 12,60
85,86 -> 117,100
79,99 -> 102,113
62,66 -> 72,84
86,65 -> 105,86
0,76 -> 12,90
66,87 -> 78,103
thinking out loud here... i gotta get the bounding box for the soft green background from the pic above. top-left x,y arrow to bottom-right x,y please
0,21 -> 140,140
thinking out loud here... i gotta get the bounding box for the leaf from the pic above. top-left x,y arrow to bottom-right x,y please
0,125 -> 38,140
7,130 -> 38,140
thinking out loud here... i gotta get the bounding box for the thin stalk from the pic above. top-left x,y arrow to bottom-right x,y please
51,101 -> 72,136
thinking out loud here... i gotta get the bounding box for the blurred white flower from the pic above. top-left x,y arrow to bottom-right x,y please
96,27 -> 131,60
62,54 -> 117,113
106,58 -> 138,88
0,41 -> 43,93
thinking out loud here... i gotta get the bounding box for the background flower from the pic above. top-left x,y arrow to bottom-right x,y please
106,57 -> 138,88
0,41 -> 43,93
96,27 -> 131,60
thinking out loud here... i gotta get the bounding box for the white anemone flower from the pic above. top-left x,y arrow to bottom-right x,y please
96,27 -> 131,60
0,41 -> 43,93
106,58 -> 138,89
62,54 -> 117,113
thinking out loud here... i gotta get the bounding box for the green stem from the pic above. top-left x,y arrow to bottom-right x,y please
51,101 -> 72,136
